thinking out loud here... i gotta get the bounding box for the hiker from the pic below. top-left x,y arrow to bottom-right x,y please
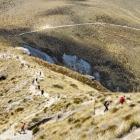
36,78 -> 38,82
41,90 -> 44,95
104,101 -> 110,112
119,96 -> 126,104
19,122 -> 26,134
38,85 -> 40,90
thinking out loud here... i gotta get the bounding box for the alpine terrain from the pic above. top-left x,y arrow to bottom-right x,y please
0,0 -> 140,140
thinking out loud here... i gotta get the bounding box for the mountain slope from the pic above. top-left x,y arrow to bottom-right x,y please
0,0 -> 140,139
0,41 -> 140,140
1,0 -> 140,92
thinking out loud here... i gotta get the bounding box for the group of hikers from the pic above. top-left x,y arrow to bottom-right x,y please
32,71 -> 45,96
104,96 -> 126,112
17,60 -> 127,134
15,72 -> 45,135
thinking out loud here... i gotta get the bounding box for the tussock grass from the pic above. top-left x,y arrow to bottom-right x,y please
15,107 -> 24,112
129,103 -> 136,108
33,57 -> 107,92
111,107 -> 119,113
53,84 -> 64,89
33,126 -> 40,135
70,83 -> 78,89
116,113 -> 140,138
32,117 -> 40,123
73,97 -> 83,104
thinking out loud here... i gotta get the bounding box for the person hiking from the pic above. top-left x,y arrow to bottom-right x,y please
36,78 -> 38,82
19,122 -> 26,134
104,101 -> 110,112
38,85 -> 40,90
41,90 -> 44,95
119,96 -> 126,104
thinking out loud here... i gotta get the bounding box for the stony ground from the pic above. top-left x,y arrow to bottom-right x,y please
0,0 -> 140,140
0,0 -> 139,92
0,42 -> 140,140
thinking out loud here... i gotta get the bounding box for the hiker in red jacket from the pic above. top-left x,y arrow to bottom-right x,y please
119,96 -> 126,104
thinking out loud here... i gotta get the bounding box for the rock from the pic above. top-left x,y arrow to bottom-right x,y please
0,72 -> 8,81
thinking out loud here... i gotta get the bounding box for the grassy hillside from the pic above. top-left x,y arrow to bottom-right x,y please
0,0 -> 140,139
0,0 -> 140,92
0,41 -> 140,140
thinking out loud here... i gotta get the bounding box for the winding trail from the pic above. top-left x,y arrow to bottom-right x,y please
0,51 -> 59,140
17,22 -> 140,36
0,126 -> 32,140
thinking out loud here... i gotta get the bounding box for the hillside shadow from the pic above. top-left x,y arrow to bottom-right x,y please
0,27 -> 30,36
20,31 -> 140,92
0,27 -> 139,92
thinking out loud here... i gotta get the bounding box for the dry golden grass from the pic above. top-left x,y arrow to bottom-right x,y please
33,57 -> 107,92
0,0 -> 140,139
0,44 -> 139,140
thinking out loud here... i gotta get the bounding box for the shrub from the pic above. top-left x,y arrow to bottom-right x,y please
111,107 -> 119,113
40,134 -> 46,139
70,83 -> 78,89
123,114 -> 132,121
32,117 -> 40,123
106,125 -> 117,131
129,104 -> 136,108
66,103 -> 71,108
137,101 -> 140,104
15,107 -> 24,112
43,107 -> 48,113
53,84 -> 63,89
73,98 -> 83,104
32,126 -> 39,135
68,117 -> 74,123
75,123 -> 81,128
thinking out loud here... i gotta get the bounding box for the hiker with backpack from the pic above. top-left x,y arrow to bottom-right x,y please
104,100 -> 110,112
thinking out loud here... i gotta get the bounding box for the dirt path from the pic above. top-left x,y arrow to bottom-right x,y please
0,128 -> 33,140
17,22 -> 140,36
0,50 -> 59,140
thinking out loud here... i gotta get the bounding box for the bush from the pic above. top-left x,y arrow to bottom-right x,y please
15,107 -> 24,112
70,83 -> 78,89
129,104 -> 136,108
33,126 -> 39,135
68,117 -> 74,123
53,84 -> 63,89
123,114 -> 132,121
73,98 -> 83,104
32,117 -> 40,123
40,134 -> 46,139
111,107 -> 119,113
